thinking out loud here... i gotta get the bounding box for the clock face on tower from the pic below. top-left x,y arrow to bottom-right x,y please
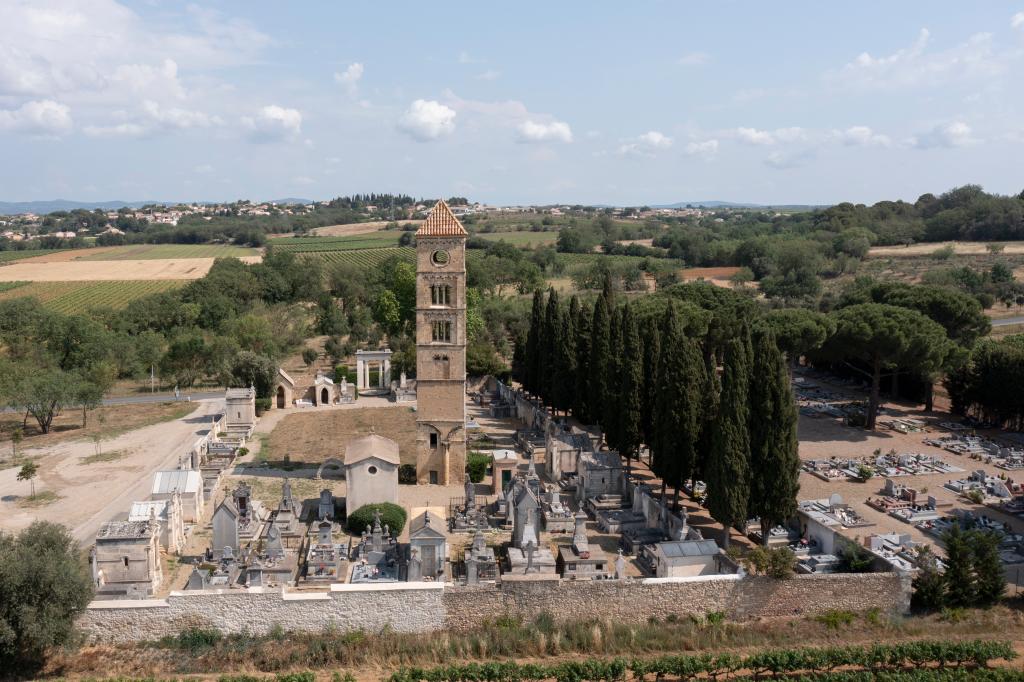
431,249 -> 450,266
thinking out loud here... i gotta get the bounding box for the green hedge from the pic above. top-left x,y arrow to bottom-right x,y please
346,502 -> 407,535
467,451 -> 490,483
388,640 -> 1017,682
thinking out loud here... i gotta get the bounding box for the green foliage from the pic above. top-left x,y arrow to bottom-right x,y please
744,546 -> 796,579
0,521 -> 94,671
815,609 -> 857,630
467,452 -> 490,483
302,347 -> 319,365
706,335 -> 751,547
346,502 -> 407,535
398,464 -> 417,485
947,336 -> 1024,430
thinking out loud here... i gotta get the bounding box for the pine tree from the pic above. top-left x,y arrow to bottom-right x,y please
706,337 -> 751,548
573,300 -> 593,422
618,304 -> 643,465
541,288 -> 560,405
589,297 -> 610,434
553,300 -> 578,415
911,546 -> 947,611
943,524 -> 977,608
748,329 -> 801,544
970,529 -> 1006,606
524,290 -> 544,396
604,305 -> 623,451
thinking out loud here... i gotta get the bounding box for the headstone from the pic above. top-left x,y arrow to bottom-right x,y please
615,549 -> 626,581
465,479 -> 476,511
319,489 -> 333,520
466,554 -> 478,584
572,510 -> 590,558
408,548 -> 422,581
525,540 -> 536,573
400,372 -> 407,388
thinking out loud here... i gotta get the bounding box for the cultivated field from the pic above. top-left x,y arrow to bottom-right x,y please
0,249 -> 64,263
868,241 -> 1024,257
0,257 -> 251,281
298,246 -> 415,268
0,280 -> 186,311
310,219 -> 421,236
270,232 -> 403,253
475,230 -> 558,246
74,244 -> 259,260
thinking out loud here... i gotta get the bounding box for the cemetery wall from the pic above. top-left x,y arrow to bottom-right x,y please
79,572 -> 909,643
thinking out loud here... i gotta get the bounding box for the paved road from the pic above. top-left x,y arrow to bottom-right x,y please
101,391 -> 222,405
992,316 -> 1024,327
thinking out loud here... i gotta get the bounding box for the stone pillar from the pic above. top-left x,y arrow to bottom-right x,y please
378,361 -> 385,388
383,358 -> 391,387
356,359 -> 365,390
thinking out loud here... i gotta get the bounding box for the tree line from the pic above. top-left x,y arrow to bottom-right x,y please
515,281 -> 800,546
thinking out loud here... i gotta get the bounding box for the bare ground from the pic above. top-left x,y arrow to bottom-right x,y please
868,241 -> 1024,257
310,220 -> 422,237
0,257 -> 261,281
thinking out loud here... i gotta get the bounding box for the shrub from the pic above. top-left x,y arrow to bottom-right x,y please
467,451 -> 490,483
302,348 -> 319,365
346,502 -> 407,535
814,609 -> 856,630
255,398 -> 270,414
0,521 -> 94,672
398,464 -> 417,485
174,626 -> 223,652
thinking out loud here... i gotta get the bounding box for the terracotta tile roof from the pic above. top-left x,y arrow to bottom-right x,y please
416,199 -> 467,237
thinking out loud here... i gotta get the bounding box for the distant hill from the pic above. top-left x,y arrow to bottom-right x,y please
267,197 -> 314,205
650,200 -> 827,210
0,199 -> 164,215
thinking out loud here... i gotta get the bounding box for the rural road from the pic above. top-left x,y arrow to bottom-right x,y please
992,316 -> 1024,327
102,391 -> 223,405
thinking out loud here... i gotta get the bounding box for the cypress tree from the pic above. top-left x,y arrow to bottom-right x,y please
653,305 -> 703,508
748,329 -> 801,545
970,530 -> 1006,606
588,297 -> 610,434
524,290 -> 544,396
541,288 -> 560,405
573,300 -> 593,422
604,305 -> 623,451
705,337 -> 751,548
694,348 -> 719,486
943,524 -> 976,608
641,316 -> 661,459
553,300 -> 578,415
618,304 -> 643,466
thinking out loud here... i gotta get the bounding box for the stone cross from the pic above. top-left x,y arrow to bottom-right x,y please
524,540 -> 536,573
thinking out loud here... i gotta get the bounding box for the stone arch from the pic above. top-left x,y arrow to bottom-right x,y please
320,387 -> 330,405
316,457 -> 344,480
276,385 -> 286,409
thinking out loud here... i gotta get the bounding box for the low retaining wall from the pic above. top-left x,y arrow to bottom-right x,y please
78,572 -> 911,643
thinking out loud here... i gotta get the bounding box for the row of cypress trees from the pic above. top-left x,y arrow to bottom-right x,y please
516,284 -> 800,547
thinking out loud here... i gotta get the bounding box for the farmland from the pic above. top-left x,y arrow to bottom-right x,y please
474,230 -> 558,246
298,246 -> 415,268
0,249 -> 64,263
0,279 -> 186,313
74,244 -> 259,260
270,231 -> 403,253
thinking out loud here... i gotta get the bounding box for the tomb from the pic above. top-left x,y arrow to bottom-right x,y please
318,488 -> 336,520
505,475 -> 557,576
557,511 -> 610,579
185,565 -> 210,590
304,520 -> 346,583
392,372 -> 416,402
355,348 -> 393,395
462,530 -> 499,584
128,495 -> 185,555
92,519 -> 163,599
490,449 -> 518,495
575,450 -> 624,503
450,478 -> 490,532
407,510 -> 448,581
224,386 -> 257,438
246,524 -> 297,587
272,478 -> 303,549
343,433 -> 400,514
545,421 -> 595,482
273,368 -> 296,409
350,509 -> 400,582
151,469 -> 204,522
211,482 -> 266,559
312,371 -> 337,406
640,539 -> 725,578
541,485 -> 575,533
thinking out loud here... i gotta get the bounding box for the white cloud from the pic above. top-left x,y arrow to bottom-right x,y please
397,99 -> 456,141
292,176 -> 315,186
764,149 -> 815,170
677,52 -> 710,66
831,28 -> 1010,90
242,105 -> 303,142
475,69 -> 501,81
194,164 -> 214,174
0,99 -> 73,135
516,119 -> 573,144
1012,12 -> 1024,29
734,127 -> 777,145
910,120 -> 977,149
141,100 -> 220,130
618,130 -> 673,156
334,62 -> 363,96
684,139 -> 719,159
837,125 -> 891,147
458,50 -> 482,64
731,126 -> 806,145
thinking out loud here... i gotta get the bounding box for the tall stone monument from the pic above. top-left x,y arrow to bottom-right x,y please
415,200 -> 468,485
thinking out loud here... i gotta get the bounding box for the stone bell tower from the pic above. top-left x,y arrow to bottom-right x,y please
415,200 -> 467,485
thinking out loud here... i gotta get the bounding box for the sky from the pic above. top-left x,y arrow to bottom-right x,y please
1,1 -> 1024,206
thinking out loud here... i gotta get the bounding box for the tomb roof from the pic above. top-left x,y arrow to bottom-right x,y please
654,539 -> 720,558
152,469 -> 202,495
416,200 -> 467,237
345,433 -> 401,466
96,521 -> 156,540
128,500 -> 169,522
225,387 -> 255,399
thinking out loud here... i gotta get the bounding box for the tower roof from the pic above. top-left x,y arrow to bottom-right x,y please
416,200 -> 467,237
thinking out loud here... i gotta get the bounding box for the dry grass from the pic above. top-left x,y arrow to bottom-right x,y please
45,605 -> 1024,679
15,490 -> 61,508
0,402 -> 197,460
79,448 -> 131,465
265,406 -> 418,466
310,220 -> 421,237
868,241 -> 1024,257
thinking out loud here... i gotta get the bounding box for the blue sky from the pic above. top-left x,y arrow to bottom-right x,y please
1,1 -> 1023,205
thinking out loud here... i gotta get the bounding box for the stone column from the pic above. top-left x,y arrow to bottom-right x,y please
356,359 -> 365,390
378,361 -> 385,388
365,361 -> 371,389
383,358 -> 391,387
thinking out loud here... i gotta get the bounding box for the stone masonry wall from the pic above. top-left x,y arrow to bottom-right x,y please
79,572 -> 910,643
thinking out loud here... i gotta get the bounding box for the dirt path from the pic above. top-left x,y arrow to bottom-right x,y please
0,400 -> 221,544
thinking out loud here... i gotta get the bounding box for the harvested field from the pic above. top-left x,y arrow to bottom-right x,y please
0,249 -> 67,263
6,246 -> 123,263
311,220 -> 421,237
868,241 -> 1024,257
0,257 -> 257,281
265,405 -> 418,465
0,280 -> 187,311
679,266 -> 741,280
74,244 -> 259,260
475,230 -> 558,246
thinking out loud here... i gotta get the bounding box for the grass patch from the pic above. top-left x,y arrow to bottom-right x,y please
80,448 -> 131,465
16,490 -> 61,508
